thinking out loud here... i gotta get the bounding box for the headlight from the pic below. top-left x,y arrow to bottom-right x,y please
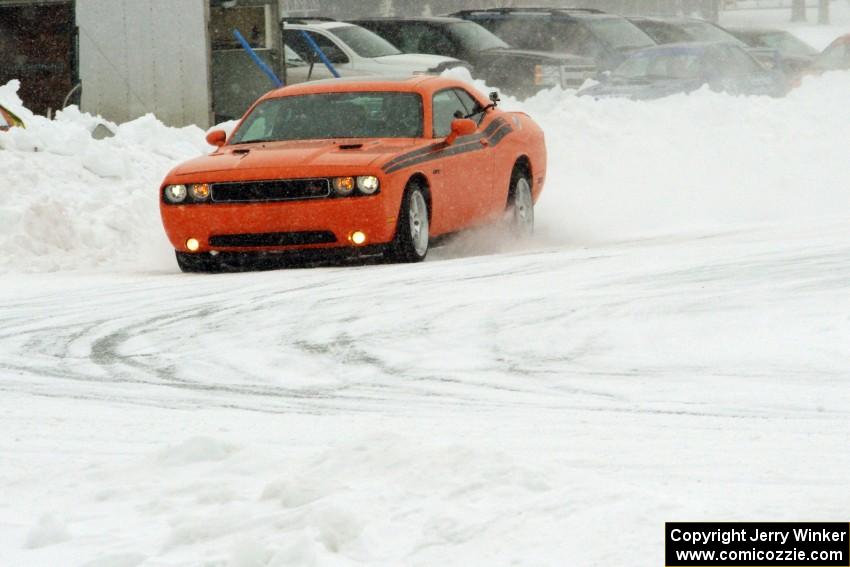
190,183 -> 210,201
534,64 -> 561,86
332,177 -> 356,196
164,184 -> 188,203
356,176 -> 380,195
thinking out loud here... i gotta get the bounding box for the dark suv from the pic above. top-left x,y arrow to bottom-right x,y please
448,7 -> 656,72
354,16 -> 595,97
628,17 -> 786,73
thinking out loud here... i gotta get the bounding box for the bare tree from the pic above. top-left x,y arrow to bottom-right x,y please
819,0 -> 830,25
791,0 -> 807,22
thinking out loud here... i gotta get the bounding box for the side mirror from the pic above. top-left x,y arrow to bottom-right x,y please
596,69 -> 611,82
445,118 -> 476,145
206,129 -> 227,148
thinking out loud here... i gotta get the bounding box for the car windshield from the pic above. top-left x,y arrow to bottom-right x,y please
585,17 -> 655,50
614,50 -> 703,80
285,45 -> 306,67
447,21 -> 509,51
230,92 -> 423,143
680,21 -> 747,47
757,31 -> 817,57
814,40 -> 848,69
332,25 -> 401,58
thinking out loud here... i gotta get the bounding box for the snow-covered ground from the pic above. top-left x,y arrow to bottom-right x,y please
2,18 -> 850,567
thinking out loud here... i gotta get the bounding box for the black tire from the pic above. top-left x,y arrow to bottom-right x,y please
387,183 -> 429,263
506,168 -> 534,237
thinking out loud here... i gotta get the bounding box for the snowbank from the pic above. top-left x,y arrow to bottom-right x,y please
0,81 -> 211,273
2,71 -> 850,273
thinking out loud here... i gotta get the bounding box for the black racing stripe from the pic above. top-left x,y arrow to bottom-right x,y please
384,122 -> 513,175
488,124 -> 514,146
381,142 -> 442,171
381,118 -> 507,172
383,133 -> 484,174
384,139 -> 484,174
382,118 -> 512,175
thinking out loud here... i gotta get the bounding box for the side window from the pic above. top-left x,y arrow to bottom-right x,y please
725,47 -> 762,75
818,42 -> 849,69
420,25 -> 458,57
490,18 -> 540,50
453,88 -> 483,125
369,24 -> 402,50
568,24 -> 603,58
432,89 -> 469,138
284,30 -> 349,64
395,23 -> 431,53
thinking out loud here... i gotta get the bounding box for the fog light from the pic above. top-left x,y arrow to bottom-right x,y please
186,238 -> 200,252
350,231 -> 367,246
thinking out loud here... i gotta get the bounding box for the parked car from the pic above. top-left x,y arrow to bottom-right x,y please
448,7 -> 656,71
727,27 -> 817,76
808,34 -> 850,74
579,43 -> 788,100
280,18 -> 467,84
160,76 -> 546,272
628,16 -> 780,71
0,103 -> 24,131
353,16 -> 596,97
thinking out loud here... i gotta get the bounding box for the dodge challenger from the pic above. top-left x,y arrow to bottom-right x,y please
159,76 -> 546,272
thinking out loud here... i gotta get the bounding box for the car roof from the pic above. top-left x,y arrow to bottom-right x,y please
260,75 -> 467,99
354,16 -> 467,25
632,42 -> 721,55
451,7 -> 616,20
283,20 -> 359,31
629,15 -> 714,24
727,27 -> 785,34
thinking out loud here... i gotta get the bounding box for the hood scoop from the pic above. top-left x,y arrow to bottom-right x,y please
338,143 -> 364,150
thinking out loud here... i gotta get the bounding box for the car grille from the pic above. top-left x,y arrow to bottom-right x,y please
210,179 -> 331,203
562,66 -> 596,88
209,231 -> 337,248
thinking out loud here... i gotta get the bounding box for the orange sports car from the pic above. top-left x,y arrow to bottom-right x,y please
159,76 -> 546,272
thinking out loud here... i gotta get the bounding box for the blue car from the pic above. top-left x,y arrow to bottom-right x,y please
580,43 -> 788,100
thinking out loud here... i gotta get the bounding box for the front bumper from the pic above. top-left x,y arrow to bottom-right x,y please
160,195 -> 398,254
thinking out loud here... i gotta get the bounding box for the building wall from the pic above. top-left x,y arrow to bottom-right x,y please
76,0 -> 212,127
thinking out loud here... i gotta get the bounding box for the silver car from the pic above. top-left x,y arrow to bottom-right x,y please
281,19 -> 467,84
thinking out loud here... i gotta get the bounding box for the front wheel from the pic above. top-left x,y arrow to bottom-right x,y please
388,184 -> 429,263
507,171 -> 534,237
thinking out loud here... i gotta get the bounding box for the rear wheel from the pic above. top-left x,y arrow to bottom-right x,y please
507,170 -> 534,237
388,184 -> 429,263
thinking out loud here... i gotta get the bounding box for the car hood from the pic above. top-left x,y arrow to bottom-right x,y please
579,77 -> 702,100
171,139 -> 427,180
373,53 -> 462,69
478,48 -> 595,68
